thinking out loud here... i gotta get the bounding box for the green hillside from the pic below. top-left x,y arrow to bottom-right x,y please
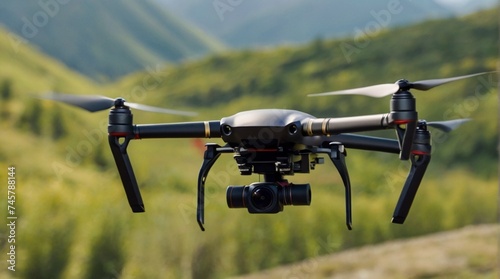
0,8 -> 497,279
0,1 -> 224,80
0,27 -> 97,93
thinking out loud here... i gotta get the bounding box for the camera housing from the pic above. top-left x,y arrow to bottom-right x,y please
226,182 -> 311,213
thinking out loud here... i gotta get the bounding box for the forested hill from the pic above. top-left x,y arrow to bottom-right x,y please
0,1 -> 224,80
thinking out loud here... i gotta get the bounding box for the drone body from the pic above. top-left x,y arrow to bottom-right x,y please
43,72 -> 493,231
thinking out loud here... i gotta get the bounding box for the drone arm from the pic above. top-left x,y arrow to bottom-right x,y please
328,114 -> 392,133
330,134 -> 400,154
304,114 -> 391,135
134,121 -> 221,139
304,112 -> 419,160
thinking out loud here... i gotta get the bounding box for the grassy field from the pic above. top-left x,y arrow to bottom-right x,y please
232,224 -> 499,279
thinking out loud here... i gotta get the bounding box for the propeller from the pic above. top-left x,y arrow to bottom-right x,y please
426,118 -> 470,133
41,92 -> 197,116
309,71 -> 495,98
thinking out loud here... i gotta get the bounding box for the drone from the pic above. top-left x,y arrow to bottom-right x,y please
43,71 -> 492,231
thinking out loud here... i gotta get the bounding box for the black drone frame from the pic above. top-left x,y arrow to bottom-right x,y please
45,71 -> 493,231
107,85 -> 429,231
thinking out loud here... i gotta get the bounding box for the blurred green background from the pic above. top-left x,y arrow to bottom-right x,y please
0,1 -> 498,278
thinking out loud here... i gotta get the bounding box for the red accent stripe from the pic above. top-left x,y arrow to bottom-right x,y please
412,150 -> 430,155
394,120 -> 410,124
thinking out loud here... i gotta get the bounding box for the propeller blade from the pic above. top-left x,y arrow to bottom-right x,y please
309,71 -> 496,98
309,83 -> 399,98
124,102 -> 197,116
43,92 -> 114,112
410,72 -> 495,91
427,118 -> 470,133
42,92 -> 197,116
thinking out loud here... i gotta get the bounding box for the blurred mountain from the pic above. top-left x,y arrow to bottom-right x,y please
435,0 -> 498,14
0,0 -> 224,80
155,0 -> 456,48
157,0 -> 498,48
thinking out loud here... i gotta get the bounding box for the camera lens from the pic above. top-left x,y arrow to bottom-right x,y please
251,187 -> 275,210
282,183 -> 311,206
226,186 -> 246,208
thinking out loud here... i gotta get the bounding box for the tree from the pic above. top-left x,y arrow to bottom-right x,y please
51,107 -> 67,140
0,79 -> 12,101
18,101 -> 43,136
0,79 -> 13,119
